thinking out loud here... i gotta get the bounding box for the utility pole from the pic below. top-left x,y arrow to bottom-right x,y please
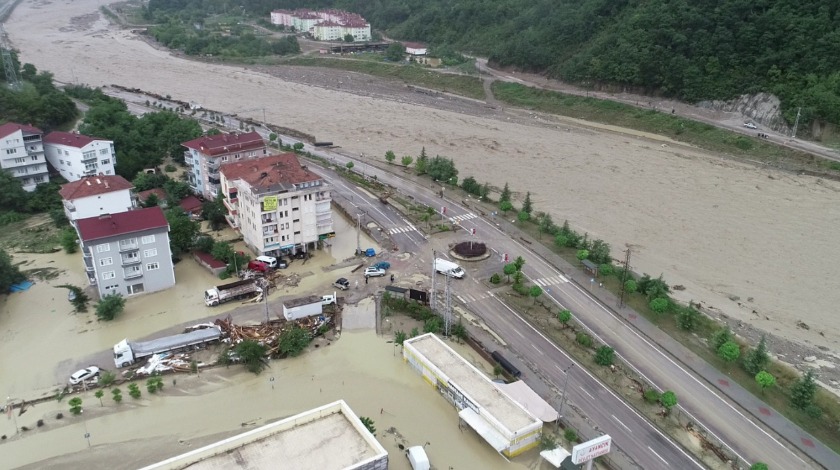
618,248 -> 632,309
430,250 -> 437,311
356,213 -> 362,255
259,278 -> 271,324
791,107 -> 801,139
443,271 -> 452,336
0,25 -> 21,91
558,364 -> 576,419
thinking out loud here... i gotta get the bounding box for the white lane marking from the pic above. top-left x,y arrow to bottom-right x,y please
514,329 -> 525,339
578,386 -> 595,400
531,344 -> 543,355
612,414 -> 632,433
649,446 -> 669,466
554,364 -> 565,374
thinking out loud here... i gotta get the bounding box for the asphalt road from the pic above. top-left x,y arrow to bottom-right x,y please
104,89 -> 833,469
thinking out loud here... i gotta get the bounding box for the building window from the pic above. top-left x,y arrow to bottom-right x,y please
141,235 -> 155,244
59,160 -> 64,165
146,262 -> 160,271
126,283 -> 145,295
14,157 -> 25,164
143,248 -> 157,257
101,159 -> 110,165
100,148 -> 108,155
101,271 -> 116,280
120,238 -> 137,249
64,150 -> 69,156
31,155 -> 37,161
6,148 -> 16,154
96,244 -> 111,253
100,257 -> 113,266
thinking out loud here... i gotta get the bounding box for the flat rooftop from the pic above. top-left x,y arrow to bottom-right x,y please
406,334 -> 537,432
141,400 -> 387,470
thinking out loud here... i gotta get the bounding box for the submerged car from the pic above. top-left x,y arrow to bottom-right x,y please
69,366 -> 100,385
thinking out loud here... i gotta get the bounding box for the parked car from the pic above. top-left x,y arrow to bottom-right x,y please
334,278 -> 350,290
69,366 -> 100,385
364,248 -> 376,257
364,267 -> 386,277
248,260 -> 269,273
743,122 -> 757,129
372,261 -> 391,270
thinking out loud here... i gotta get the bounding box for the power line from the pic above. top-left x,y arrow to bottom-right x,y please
0,24 -> 21,91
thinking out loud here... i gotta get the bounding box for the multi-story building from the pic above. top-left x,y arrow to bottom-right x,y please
76,207 -> 175,298
59,175 -> 135,225
219,153 -> 334,257
182,131 -> 267,200
0,122 -> 49,191
271,8 -> 371,41
44,131 -> 116,181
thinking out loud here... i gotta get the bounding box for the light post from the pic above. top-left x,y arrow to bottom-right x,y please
558,364 -> 576,420
259,278 -> 270,324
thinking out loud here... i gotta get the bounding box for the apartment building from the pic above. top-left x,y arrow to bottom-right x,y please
271,8 -> 371,41
182,131 -> 267,199
76,207 -> 175,298
59,175 -> 135,225
0,122 -> 49,191
44,131 -> 116,181
219,153 -> 333,257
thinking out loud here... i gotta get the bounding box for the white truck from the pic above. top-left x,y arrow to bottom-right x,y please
282,295 -> 324,321
113,325 -> 222,368
204,279 -> 260,307
434,258 -> 465,278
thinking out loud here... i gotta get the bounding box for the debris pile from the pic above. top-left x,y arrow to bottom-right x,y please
135,352 -> 195,376
214,315 -> 332,355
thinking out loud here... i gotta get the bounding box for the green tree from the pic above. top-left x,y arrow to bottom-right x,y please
742,335 -> 770,376
399,155 -> 412,167
141,193 -> 160,208
414,147 -> 428,175
588,239 -> 611,264
277,325 -> 312,358
0,248 -> 26,292
790,370 -> 817,410
234,339 -> 269,374
360,416 -> 377,436
538,213 -> 554,238
128,383 -> 141,399
649,297 -> 669,314
165,208 -> 199,256
717,341 -> 741,366
111,388 -> 123,403
557,309 -> 572,328
517,210 -> 530,223
503,263 -> 517,282
202,197 -> 227,231
594,346 -> 615,366
394,330 -> 407,346
499,183 -> 511,203
576,249 -> 589,262
194,235 -> 215,254
59,227 -> 78,253
96,294 -> 126,321
749,463 -> 769,470
676,306 -> 699,331
424,316 -> 442,334
268,132 -> 277,145
623,279 -> 637,294
511,270 -> 524,286
513,256 -> 525,271
660,391 -> 678,415
711,326 -> 733,351
0,171 -> 28,213
384,42 -> 405,61
522,191 -> 533,214
499,200 -> 513,214
94,389 -> 104,406
68,397 -> 83,415
385,150 -> 396,163
755,371 -> 776,394
528,285 -> 543,303
539,432 -> 558,451
451,322 -> 468,341
211,241 -> 234,264
99,371 -> 116,387
293,142 -> 304,151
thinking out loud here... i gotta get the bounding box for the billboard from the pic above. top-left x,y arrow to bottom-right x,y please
571,434 -> 611,464
262,196 -> 278,211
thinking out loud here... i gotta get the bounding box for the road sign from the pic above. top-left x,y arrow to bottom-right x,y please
471,228 -> 476,235
572,435 -> 611,464
441,206 -> 447,215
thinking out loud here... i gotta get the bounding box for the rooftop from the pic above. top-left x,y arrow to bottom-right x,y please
220,153 -> 321,194
403,42 -> 427,49
0,122 -> 42,138
135,188 -> 167,203
76,206 -> 168,242
405,334 -> 538,433
179,195 -> 203,213
44,131 -> 109,148
140,400 -> 387,470
59,175 -> 133,200
182,132 -> 265,157
284,295 -> 322,308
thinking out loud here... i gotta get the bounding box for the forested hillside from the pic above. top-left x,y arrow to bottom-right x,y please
152,0 -> 840,132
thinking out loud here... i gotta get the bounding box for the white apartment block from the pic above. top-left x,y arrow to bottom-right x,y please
271,8 -> 371,41
182,131 -> 267,200
0,122 -> 49,191
220,153 -> 333,257
59,175 -> 135,225
44,131 -> 116,181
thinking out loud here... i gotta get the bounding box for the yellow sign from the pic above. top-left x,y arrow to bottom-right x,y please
262,196 -> 278,211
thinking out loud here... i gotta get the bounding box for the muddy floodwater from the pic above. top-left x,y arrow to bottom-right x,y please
0,209 -> 378,396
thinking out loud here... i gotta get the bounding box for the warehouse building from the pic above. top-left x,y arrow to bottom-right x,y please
141,400 -> 388,470
403,333 -> 543,457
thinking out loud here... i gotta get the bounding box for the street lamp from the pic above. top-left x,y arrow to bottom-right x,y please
259,278 -> 270,324
6,396 -> 19,435
558,364 -> 576,420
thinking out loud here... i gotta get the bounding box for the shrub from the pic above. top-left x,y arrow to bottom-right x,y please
624,279 -> 637,294
643,389 -> 661,403
575,332 -> 593,348
563,428 -> 578,443
68,397 -> 83,415
164,164 -> 177,172
99,371 -> 116,387
649,297 -> 669,314
599,263 -> 614,276
489,273 -> 501,284
594,346 -> 615,366
95,294 -> 126,321
128,383 -> 141,399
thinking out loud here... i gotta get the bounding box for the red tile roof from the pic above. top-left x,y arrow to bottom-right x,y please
0,122 -> 42,139
182,132 -> 265,157
179,195 -> 203,213
194,251 -> 226,269
220,153 -> 320,189
136,188 -> 167,202
59,175 -> 134,200
44,131 -> 108,148
404,42 -> 427,49
76,207 -> 168,242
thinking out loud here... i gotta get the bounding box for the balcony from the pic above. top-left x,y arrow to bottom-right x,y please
121,256 -> 141,266
222,197 -> 238,213
124,271 -> 143,280
208,176 -> 221,185
119,243 -> 139,252
225,214 -> 239,229
82,152 -> 97,163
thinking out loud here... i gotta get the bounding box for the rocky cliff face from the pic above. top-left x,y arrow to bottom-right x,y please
698,93 -> 792,135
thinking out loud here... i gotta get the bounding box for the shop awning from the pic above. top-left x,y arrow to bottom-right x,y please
458,408 -> 508,452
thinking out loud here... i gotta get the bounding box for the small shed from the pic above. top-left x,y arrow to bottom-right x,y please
135,188 -> 168,208
581,260 -> 599,276
403,42 -> 427,56
193,251 -> 226,276
179,195 -> 203,216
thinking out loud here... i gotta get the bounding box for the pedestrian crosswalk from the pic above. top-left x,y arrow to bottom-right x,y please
455,291 -> 491,304
532,275 -> 569,287
387,224 -> 419,235
449,212 -> 477,223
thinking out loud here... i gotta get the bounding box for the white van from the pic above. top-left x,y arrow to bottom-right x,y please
256,255 -> 287,269
406,446 -> 430,470
434,258 -> 464,278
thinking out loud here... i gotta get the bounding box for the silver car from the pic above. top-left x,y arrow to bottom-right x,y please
364,267 -> 386,277
69,366 -> 100,385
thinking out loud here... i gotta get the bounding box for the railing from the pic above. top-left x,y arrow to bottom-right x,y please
121,257 -> 141,266
119,243 -> 139,252
81,153 -> 97,162
124,271 -> 143,280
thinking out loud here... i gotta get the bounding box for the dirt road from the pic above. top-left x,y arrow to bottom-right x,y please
6,0 -> 839,362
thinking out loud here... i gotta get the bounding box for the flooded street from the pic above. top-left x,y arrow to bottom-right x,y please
0,209 -> 377,396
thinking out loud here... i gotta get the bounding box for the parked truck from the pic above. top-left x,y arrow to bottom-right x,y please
282,295 -> 324,321
113,326 -> 222,368
205,279 -> 260,307
434,258 -> 465,278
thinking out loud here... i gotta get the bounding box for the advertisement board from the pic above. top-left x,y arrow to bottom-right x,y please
262,196 -> 278,211
571,435 -> 611,464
